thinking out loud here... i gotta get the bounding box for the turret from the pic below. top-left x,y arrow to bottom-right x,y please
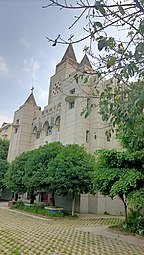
7,89 -> 40,162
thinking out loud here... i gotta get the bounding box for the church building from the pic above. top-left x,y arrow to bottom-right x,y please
7,44 -> 124,215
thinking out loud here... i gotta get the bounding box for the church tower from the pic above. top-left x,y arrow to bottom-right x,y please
7,89 -> 40,162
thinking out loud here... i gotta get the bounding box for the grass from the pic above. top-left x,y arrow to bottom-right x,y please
11,203 -> 65,217
109,224 -> 144,238
10,200 -> 80,218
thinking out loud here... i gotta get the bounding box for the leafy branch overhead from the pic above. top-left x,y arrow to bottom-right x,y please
44,0 -> 144,81
43,1 -> 144,149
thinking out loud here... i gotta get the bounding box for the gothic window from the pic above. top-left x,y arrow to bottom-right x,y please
33,126 -> 37,135
69,100 -> 75,109
48,126 -> 52,135
43,121 -> 49,136
55,116 -> 60,132
33,126 -> 40,139
86,130 -> 90,143
14,128 -> 18,134
36,131 -> 40,139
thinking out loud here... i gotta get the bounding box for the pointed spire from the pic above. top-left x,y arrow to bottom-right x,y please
80,54 -> 92,68
24,89 -> 37,106
61,43 -> 77,63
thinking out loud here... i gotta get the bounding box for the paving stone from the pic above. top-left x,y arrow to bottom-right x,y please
0,208 -> 144,254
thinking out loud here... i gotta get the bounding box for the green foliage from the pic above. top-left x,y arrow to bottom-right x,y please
4,151 -> 32,195
12,200 -> 25,209
118,114 -> 144,152
0,138 -> 9,160
48,144 -> 94,215
93,149 -> 144,220
24,142 -> 63,196
0,138 -> 9,189
48,144 -> 94,196
123,210 -> 144,235
110,169 -> 144,198
46,1 -> 144,81
4,142 -> 63,200
94,149 -> 144,173
0,159 -> 9,189
46,2 -> 144,152
128,188 -> 144,211
12,202 -> 64,217
99,81 -> 144,151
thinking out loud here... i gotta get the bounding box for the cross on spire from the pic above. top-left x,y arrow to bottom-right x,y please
68,34 -> 74,43
83,46 -> 89,54
31,86 -> 34,94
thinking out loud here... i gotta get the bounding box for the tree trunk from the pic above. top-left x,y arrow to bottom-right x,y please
120,194 -> 128,221
72,191 -> 75,216
40,192 -> 43,202
14,193 -> 18,201
123,201 -> 128,221
30,193 -> 35,204
50,192 -> 55,206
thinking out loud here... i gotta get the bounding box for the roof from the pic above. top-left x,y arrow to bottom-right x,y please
79,54 -> 92,68
61,43 -> 77,63
24,93 -> 37,106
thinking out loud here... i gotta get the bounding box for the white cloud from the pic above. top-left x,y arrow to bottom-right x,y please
23,58 -> 40,79
20,38 -> 31,49
38,49 -> 46,58
0,57 -> 8,75
36,86 -> 48,102
0,114 -> 12,127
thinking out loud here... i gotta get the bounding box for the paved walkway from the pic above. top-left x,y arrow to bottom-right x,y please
0,205 -> 144,254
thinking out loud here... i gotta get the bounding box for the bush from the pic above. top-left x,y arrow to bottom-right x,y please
12,202 -> 64,217
123,210 -> 144,235
12,200 -> 25,209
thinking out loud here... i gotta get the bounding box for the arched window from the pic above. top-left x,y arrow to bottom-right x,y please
55,116 -> 60,132
33,126 -> 37,135
32,126 -> 40,139
43,121 -> 49,136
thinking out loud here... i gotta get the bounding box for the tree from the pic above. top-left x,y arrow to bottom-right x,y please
0,138 -> 9,160
4,151 -> 33,201
48,144 -> 94,216
128,188 -> 144,211
0,159 -> 9,190
93,150 -> 144,220
99,80 -> 144,149
24,142 -> 63,204
43,1 -> 144,144
0,138 -> 9,191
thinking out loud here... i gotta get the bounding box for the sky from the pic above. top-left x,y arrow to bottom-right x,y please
0,0 -> 88,126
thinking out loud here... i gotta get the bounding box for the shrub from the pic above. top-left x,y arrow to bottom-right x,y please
12,200 -> 25,209
12,202 -> 64,217
123,210 -> 144,235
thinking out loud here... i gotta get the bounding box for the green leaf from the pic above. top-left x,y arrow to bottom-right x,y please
118,6 -> 125,15
98,39 -> 106,51
107,56 -> 116,68
94,21 -> 103,28
99,6 -> 106,16
139,21 -> 144,34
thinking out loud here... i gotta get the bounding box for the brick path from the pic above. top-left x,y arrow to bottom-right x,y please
0,207 -> 144,255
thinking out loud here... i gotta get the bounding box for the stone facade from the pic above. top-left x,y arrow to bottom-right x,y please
7,44 -> 124,215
